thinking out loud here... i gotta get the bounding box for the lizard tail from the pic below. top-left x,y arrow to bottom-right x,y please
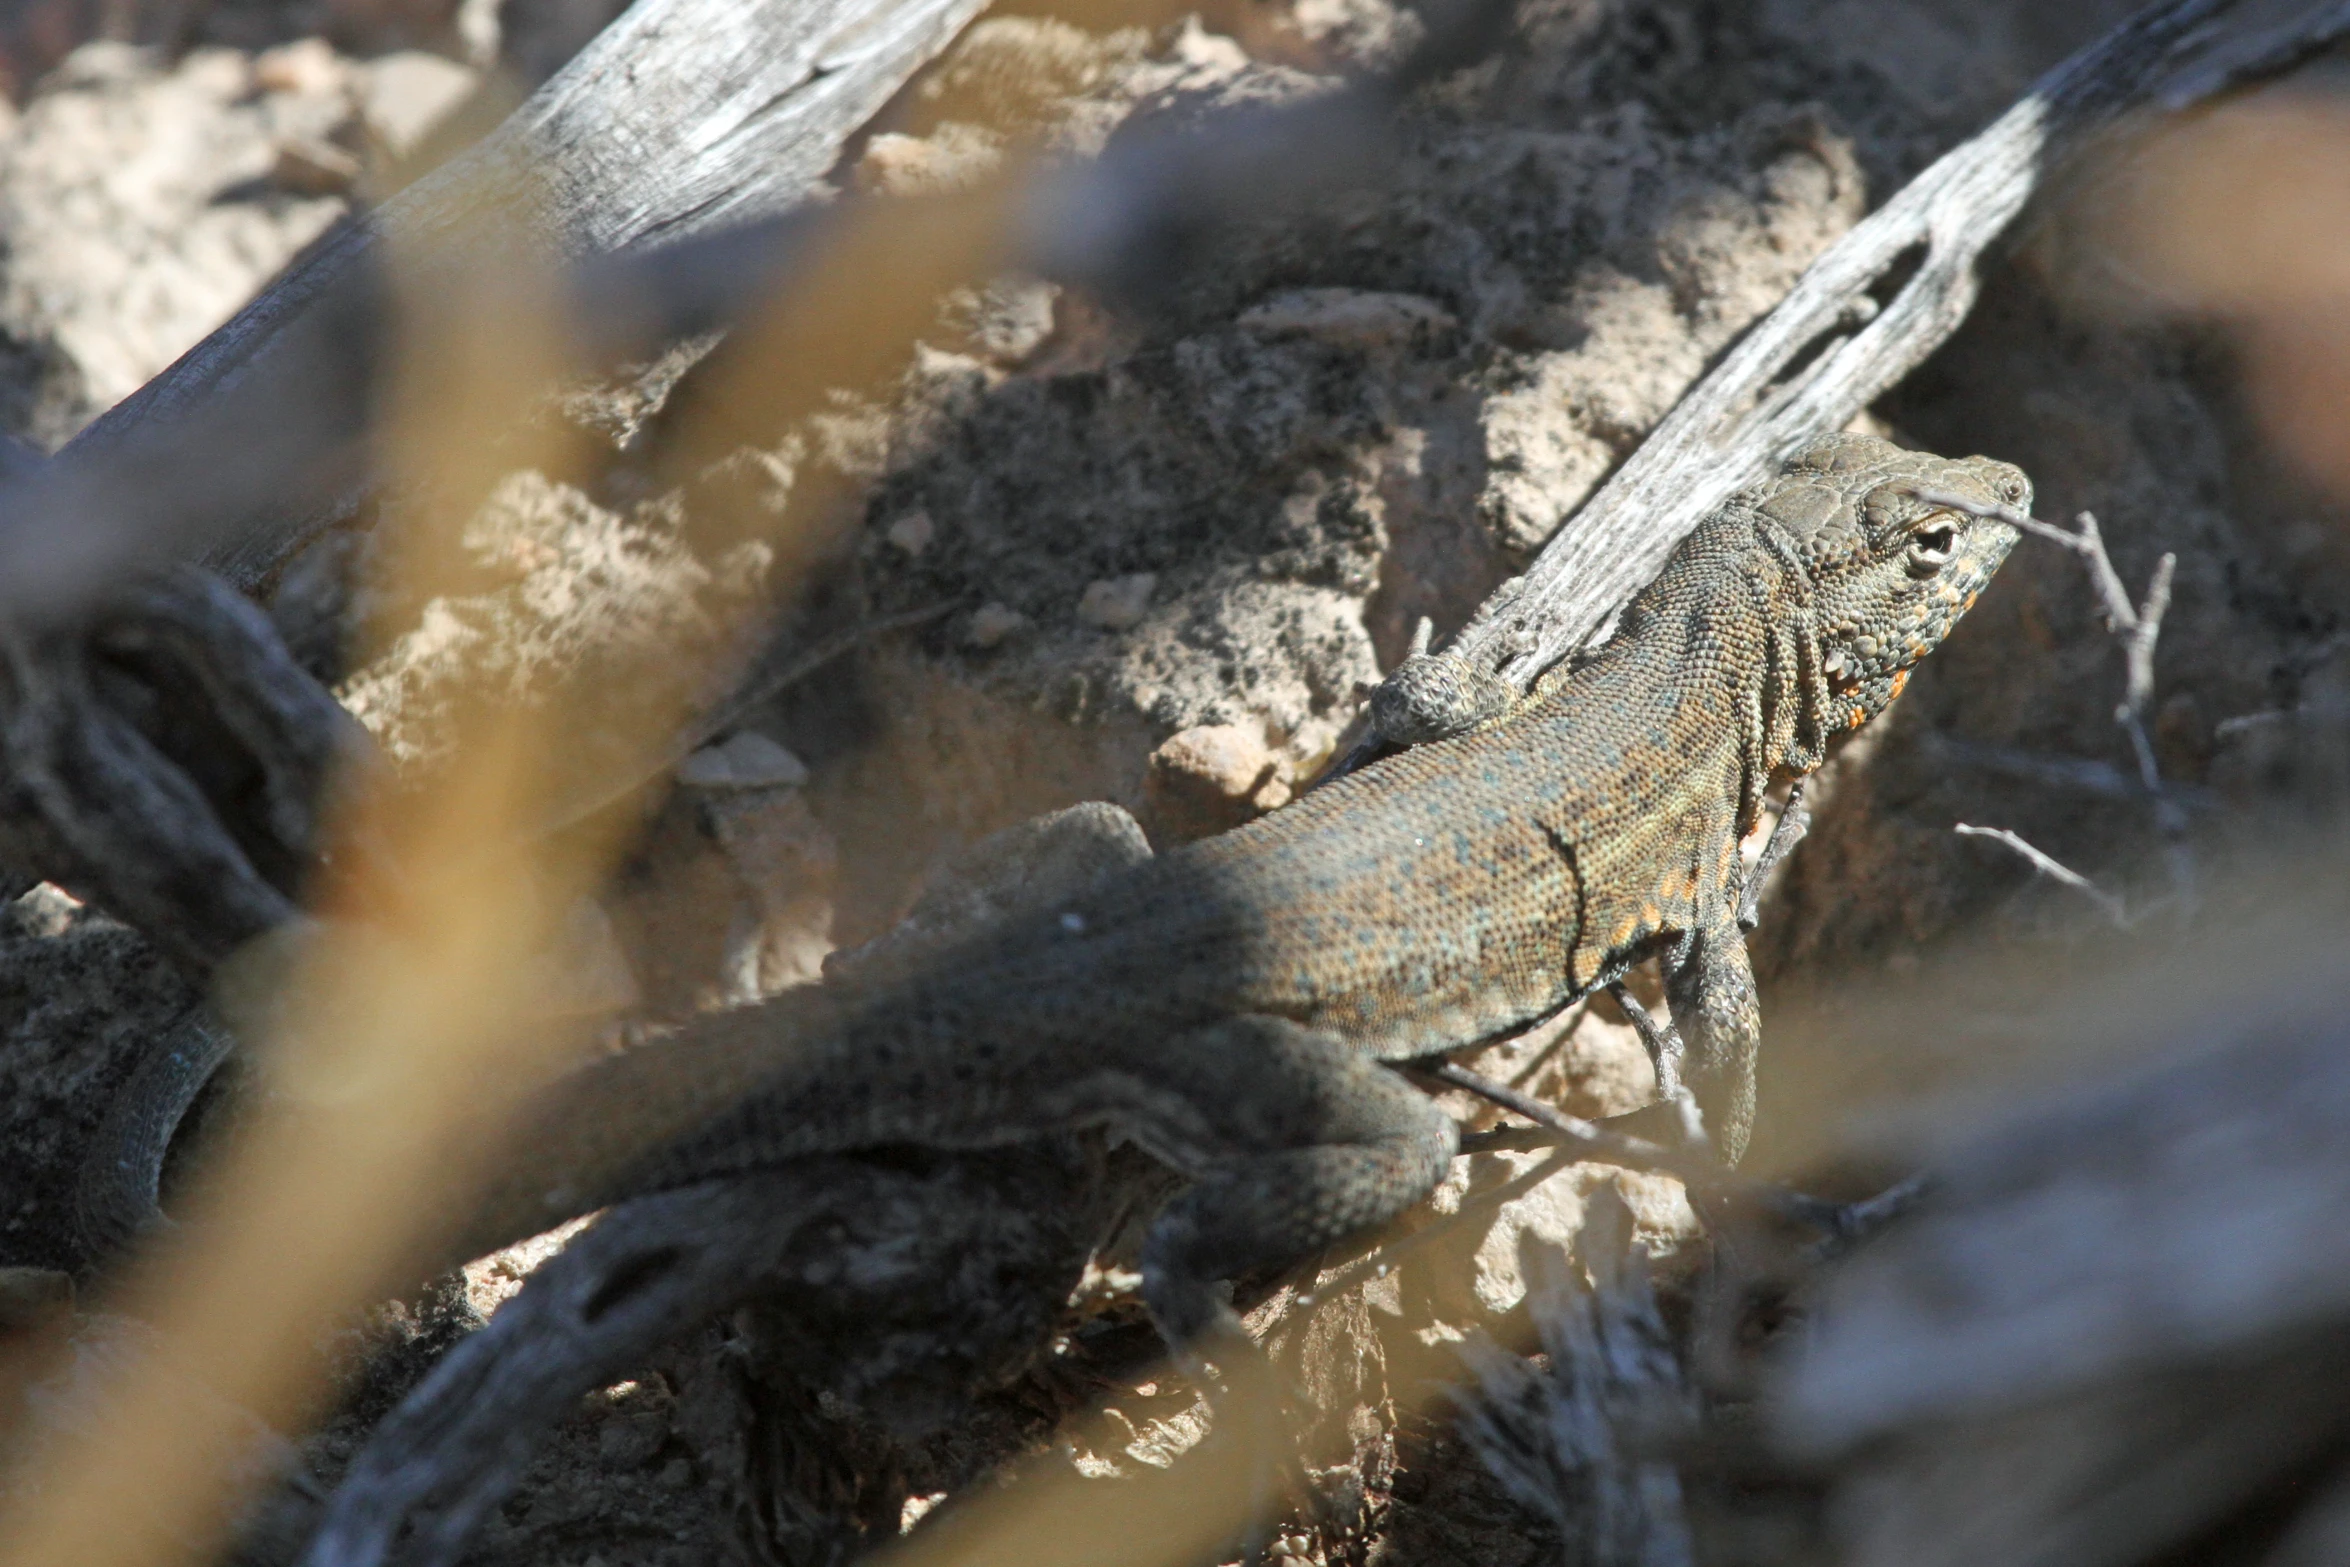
447,982 -> 855,1265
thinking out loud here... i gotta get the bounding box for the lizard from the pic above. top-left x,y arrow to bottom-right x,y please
450,431 -> 2027,1370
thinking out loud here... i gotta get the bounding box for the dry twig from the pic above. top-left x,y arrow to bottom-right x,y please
1954,823 -> 2135,929
1914,486 -> 2194,916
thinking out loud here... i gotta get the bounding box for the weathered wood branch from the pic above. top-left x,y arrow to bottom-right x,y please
315,1156 -> 1310,1567
1392,0 -> 2350,726
0,0 -> 991,616
0,567 -> 359,968
292,1162 -> 1101,1567
1454,1183 -> 1697,1567
0,0 -> 990,967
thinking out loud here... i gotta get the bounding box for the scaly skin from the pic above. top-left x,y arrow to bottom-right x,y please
459,432 -> 2027,1352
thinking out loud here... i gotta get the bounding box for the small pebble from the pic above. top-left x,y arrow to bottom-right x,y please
678,731 -> 810,791
1236,287 -> 1456,350
1077,572 -> 1156,632
254,38 -> 345,97
1145,723 -> 1290,840
885,509 -> 935,556
965,601 -> 1029,649
358,51 -> 479,160
272,136 -> 361,195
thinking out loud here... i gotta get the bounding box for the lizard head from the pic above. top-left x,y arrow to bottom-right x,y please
1753,432 -> 2028,737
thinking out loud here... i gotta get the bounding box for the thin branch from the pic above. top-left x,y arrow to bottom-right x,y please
1738,780 -> 1810,933
1607,984 -> 1688,1103
1922,732 -> 2219,810
1955,822 -> 2133,928
1813,1171 -> 1935,1255
1604,987 -> 1714,1170
1312,1057 -> 1928,1320
1416,1062 -> 1851,1234
1915,487 -> 2196,908
2122,551 -> 2178,796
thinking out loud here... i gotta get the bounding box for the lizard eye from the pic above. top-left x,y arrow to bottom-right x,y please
1907,518 -> 1957,576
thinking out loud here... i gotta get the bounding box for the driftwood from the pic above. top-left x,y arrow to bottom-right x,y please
1369,0 -> 2350,748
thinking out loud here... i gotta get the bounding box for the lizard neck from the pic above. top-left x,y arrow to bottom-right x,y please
1545,512 -> 1831,844
1752,540 -> 1835,802
1631,517 -> 1830,839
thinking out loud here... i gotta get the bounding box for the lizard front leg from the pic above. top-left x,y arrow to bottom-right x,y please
1664,922 -> 1761,1164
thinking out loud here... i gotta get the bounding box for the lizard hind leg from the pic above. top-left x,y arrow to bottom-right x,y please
1125,1017 -> 1456,1548
1129,1016 -> 1460,1355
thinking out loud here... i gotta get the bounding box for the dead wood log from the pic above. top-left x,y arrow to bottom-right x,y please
0,0 -> 990,942
290,804 -> 1152,1567
0,0 -> 993,942
1455,1182 -> 1697,1567
0,567 -> 364,969
1365,0 -> 2350,750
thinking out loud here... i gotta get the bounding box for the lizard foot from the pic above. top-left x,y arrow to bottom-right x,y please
1132,1018 -> 1460,1549
1604,982 -> 1710,1150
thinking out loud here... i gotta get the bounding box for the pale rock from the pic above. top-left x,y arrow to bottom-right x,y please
965,601 -> 1029,649
851,123 -> 1003,196
945,276 -> 1059,363
0,41 -> 347,439
534,898 -> 638,1017
254,38 -> 347,98
358,49 -> 478,160
1144,722 -> 1290,841
271,135 -> 361,195
885,508 -> 936,556
678,730 -> 810,791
